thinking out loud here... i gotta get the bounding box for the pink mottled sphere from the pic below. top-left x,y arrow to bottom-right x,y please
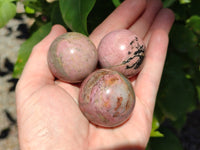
79,69 -> 135,127
47,32 -> 98,83
98,29 -> 146,78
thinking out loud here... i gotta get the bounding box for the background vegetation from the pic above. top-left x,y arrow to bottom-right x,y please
0,0 -> 199,149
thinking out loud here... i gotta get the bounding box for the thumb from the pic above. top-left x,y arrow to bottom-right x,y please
16,25 -> 66,102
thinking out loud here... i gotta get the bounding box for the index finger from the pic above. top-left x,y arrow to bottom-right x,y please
134,8 -> 175,114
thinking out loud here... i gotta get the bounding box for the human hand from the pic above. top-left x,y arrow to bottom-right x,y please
16,0 -> 175,149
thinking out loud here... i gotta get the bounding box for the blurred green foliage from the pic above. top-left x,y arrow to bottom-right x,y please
148,0 -> 200,149
0,0 -> 199,149
0,0 -> 16,28
13,23 -> 52,77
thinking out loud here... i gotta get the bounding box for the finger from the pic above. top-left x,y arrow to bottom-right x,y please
133,8 -> 174,114
89,0 -> 146,47
134,29 -> 169,115
144,8 -> 175,44
17,25 -> 66,94
129,0 -> 163,39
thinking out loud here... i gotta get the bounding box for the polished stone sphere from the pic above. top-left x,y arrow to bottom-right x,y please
98,29 -> 146,78
48,32 -> 98,83
79,69 -> 135,127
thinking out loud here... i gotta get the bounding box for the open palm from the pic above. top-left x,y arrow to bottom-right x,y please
16,0 -> 174,149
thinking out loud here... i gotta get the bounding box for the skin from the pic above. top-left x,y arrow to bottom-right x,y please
16,0 -> 175,149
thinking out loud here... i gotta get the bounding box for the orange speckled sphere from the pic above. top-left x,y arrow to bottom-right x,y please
79,69 -> 135,127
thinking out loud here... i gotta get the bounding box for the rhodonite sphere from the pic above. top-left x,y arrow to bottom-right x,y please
98,29 -> 146,78
79,69 -> 135,127
47,32 -> 98,83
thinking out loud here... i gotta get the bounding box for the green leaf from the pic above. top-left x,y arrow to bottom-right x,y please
150,117 -> 164,137
170,24 -> 200,62
0,0 -> 16,28
25,6 -> 35,14
88,0 -> 115,33
147,128 -> 183,150
173,115 -> 187,130
50,1 -> 66,27
13,23 -> 52,78
162,0 -> 176,8
112,0 -> 121,7
157,52 -> 196,127
179,0 -> 191,4
22,0 -> 46,13
186,15 -> 200,35
59,0 -> 96,35
170,24 -> 198,53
